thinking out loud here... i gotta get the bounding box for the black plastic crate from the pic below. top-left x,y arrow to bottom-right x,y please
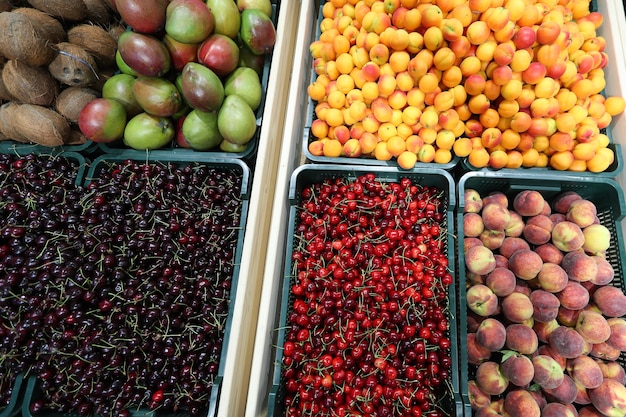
456,170 -> 626,416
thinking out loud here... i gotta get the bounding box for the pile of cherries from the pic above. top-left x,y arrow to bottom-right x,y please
280,173 -> 454,417
0,153 -> 244,416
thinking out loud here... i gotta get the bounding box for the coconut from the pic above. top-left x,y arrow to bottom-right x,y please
3,59 -> 59,106
83,0 -> 113,25
48,42 -> 99,87
26,0 -> 88,22
0,12 -> 57,66
12,7 -> 67,43
0,0 -> 12,12
12,103 -> 70,146
0,64 -> 14,101
55,86 -> 98,123
0,101 -> 29,142
108,24 -> 126,42
67,24 -> 117,69
66,127 -> 88,145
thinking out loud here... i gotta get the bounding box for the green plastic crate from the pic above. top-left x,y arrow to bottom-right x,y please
19,152 -> 250,417
0,148 -> 89,187
0,140 -> 99,156
0,373 -> 25,417
456,170 -> 626,416
268,164 -> 463,416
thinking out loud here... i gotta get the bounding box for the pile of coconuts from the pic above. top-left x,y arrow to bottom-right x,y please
0,0 -> 124,147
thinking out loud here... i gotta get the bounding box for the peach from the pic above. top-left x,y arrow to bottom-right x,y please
532,354 -> 565,389
549,213 -> 567,225
534,243 -> 564,265
513,190 -> 546,217
504,211 -> 525,238
480,229 -> 506,250
466,245 -> 497,276
566,199 -> 598,228
468,380 -> 492,410
482,191 -> 509,208
505,323 -> 539,355
494,254 -> 508,269
593,286 -> 626,318
606,317 -> 626,351
561,251 -> 598,283
537,262 -> 569,293
481,203 -> 511,231
597,359 -> 626,385
541,403 -> 578,417
590,342 -> 621,362
486,267 -> 517,297
476,360 -> 509,396
503,389 -> 540,417
538,344 -> 567,371
522,215 -> 554,245
543,374 -> 578,405
468,332 -> 493,365
500,352 -> 534,387
551,221 -> 585,252
508,249 -> 543,281
467,284 -> 500,317
557,280 -> 590,311
576,310 -> 611,344
534,319 -> 560,344
498,237 -> 530,259
582,224 -> 611,255
464,212 -> 485,238
530,289 -> 561,323
552,191 -> 583,214
590,256 -> 615,286
568,354 -> 604,389
549,325 -> 587,359
557,305 -> 581,328
501,292 -> 534,323
476,317 -> 507,352
588,378 -> 626,417
575,378 -> 594,405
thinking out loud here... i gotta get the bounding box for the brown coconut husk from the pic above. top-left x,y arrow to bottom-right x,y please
0,101 -> 29,142
48,42 -> 99,87
55,86 -> 98,123
107,24 -> 126,42
0,63 -> 14,101
12,7 -> 67,43
67,24 -> 117,69
12,103 -> 70,146
2,59 -> 59,106
83,0 -> 113,25
0,12 -> 57,66
66,126 -> 88,145
26,0 -> 88,22
0,0 -> 12,12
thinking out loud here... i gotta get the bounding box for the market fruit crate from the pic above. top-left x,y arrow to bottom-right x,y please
456,170 -> 626,416
98,0 -> 281,161
2,151 -> 249,417
301,2 -> 459,171
268,164 -> 463,417
0,140 -> 99,156
0,373 -> 25,417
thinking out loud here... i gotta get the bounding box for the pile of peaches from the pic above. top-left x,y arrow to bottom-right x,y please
462,188 -> 626,417
306,0 -> 626,170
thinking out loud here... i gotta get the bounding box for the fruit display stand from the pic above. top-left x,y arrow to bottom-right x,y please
0,3 -> 300,417
246,1 -> 626,417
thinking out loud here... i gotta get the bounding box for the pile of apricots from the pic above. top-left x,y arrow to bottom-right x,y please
307,0 -> 626,170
